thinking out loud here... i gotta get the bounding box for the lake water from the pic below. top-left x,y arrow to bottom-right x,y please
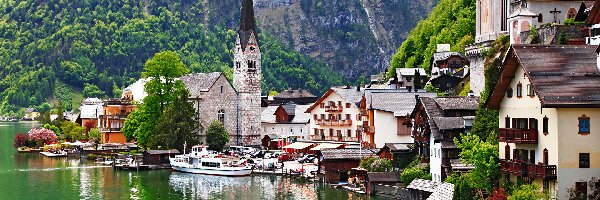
0,122 -> 389,200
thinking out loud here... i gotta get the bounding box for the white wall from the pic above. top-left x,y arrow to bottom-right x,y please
430,135 -> 442,183
373,110 -> 414,148
261,123 -> 309,141
308,92 -> 362,142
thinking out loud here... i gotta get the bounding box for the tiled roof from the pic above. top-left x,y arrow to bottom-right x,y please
396,68 -> 427,77
370,92 -> 437,116
420,97 -> 443,118
261,104 -> 312,124
432,52 -> 467,65
367,172 -> 401,183
407,179 -> 442,192
440,140 -> 457,149
331,86 -> 365,106
488,45 -> 600,108
146,149 -> 181,155
435,96 -> 480,111
427,182 -> 455,200
282,104 -> 296,116
180,72 -> 223,97
321,149 -> 376,160
384,143 -> 412,151
275,89 -> 316,99
432,117 -> 466,130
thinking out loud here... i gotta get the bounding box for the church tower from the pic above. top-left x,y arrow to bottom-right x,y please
233,0 -> 261,146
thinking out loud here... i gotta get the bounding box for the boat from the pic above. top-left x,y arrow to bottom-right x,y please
40,151 -> 67,157
169,145 -> 252,177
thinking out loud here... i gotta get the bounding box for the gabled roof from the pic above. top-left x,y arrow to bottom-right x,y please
146,149 -> 181,155
487,45 -> 600,109
396,68 -> 427,77
275,89 -> 316,99
282,104 -> 297,116
306,86 -> 364,113
180,72 -> 226,97
508,5 -> 537,19
587,0 -> 600,25
431,52 -> 469,67
432,117 -> 466,130
382,143 -> 412,151
370,92 -> 437,117
435,96 -> 480,111
261,104 -> 312,124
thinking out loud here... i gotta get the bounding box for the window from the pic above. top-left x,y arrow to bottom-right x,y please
218,110 -> 225,124
346,114 -> 351,120
320,103 -> 324,108
538,13 -> 543,23
543,149 -> 549,165
406,77 -> 412,82
529,118 -> 538,130
517,83 -> 523,98
576,182 -> 588,198
527,84 -> 535,97
505,144 -> 510,160
347,130 -> 351,137
220,86 -> 224,93
313,114 -> 317,120
346,103 -> 351,108
320,114 -> 325,119
580,153 -> 590,168
543,116 -> 549,134
505,116 -> 511,128
507,87 -> 513,98
579,115 -> 590,134
529,150 -> 535,164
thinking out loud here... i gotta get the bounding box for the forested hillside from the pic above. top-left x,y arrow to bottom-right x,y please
0,0 -> 343,114
387,0 -> 475,76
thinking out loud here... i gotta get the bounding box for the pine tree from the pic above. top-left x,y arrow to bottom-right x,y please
149,89 -> 200,152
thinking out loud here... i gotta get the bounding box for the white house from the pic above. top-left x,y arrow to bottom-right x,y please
261,103 -> 312,142
306,86 -> 363,144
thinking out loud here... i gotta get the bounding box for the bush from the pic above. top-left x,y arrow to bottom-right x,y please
28,128 -> 58,147
13,133 -> 29,148
205,121 -> 230,151
400,165 -> 432,185
508,184 -> 547,200
360,157 -> 393,172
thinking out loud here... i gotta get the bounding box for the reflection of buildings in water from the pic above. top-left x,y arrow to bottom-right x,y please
169,174 -> 319,200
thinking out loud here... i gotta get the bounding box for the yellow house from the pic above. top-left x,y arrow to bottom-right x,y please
487,45 -> 600,199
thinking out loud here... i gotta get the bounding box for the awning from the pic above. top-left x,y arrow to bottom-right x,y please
310,143 -> 344,151
282,142 -> 313,150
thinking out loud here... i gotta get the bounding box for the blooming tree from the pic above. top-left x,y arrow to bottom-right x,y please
13,133 -> 29,148
28,128 -> 58,146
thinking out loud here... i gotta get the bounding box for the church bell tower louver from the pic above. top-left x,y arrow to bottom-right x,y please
233,0 -> 261,146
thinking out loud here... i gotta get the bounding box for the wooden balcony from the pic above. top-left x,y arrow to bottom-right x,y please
102,113 -> 130,120
500,160 -> 557,180
499,128 -> 538,144
315,119 -> 352,126
101,127 -> 122,132
325,106 -> 343,112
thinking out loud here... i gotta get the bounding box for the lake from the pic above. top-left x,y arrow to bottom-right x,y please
0,122 -> 389,200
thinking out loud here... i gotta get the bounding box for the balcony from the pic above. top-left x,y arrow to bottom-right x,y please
342,137 -> 359,142
324,136 -> 341,141
101,127 -> 122,132
315,119 -> 352,126
102,113 -> 130,120
499,128 -> 538,144
325,106 -> 343,112
310,135 -> 323,141
500,160 -> 557,180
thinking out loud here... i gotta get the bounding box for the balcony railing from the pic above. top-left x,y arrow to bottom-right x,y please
310,135 -> 323,141
499,128 -> 538,144
500,160 -> 557,180
101,127 -> 122,132
325,106 -> 343,112
102,113 -> 130,120
315,119 -> 353,126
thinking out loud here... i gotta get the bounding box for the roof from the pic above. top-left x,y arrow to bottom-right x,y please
432,117 -> 466,130
420,97 -> 443,118
407,179 -> 442,192
306,86 -> 364,113
370,92 -> 437,116
282,104 -> 296,116
508,5 -> 537,19
434,96 -> 480,111
238,0 -> 258,51
587,0 -> 600,25
310,143 -> 344,151
282,142 -> 314,150
261,104 -> 312,123
487,45 -> 600,109
180,72 -> 223,97
275,89 -> 316,99
321,149 -> 376,160
427,182 -> 455,200
383,143 -> 412,151
146,149 -> 181,155
396,68 -> 427,77
367,172 -> 401,183
431,52 -> 468,66
440,140 -> 457,149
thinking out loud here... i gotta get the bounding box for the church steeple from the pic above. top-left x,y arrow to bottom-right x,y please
239,0 -> 258,51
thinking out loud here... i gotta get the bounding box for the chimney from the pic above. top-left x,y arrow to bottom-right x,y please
436,44 -> 450,53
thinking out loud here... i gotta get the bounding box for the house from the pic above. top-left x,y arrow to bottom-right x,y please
143,149 -> 180,166
361,90 -> 437,148
100,98 -> 136,143
306,86 -> 364,144
396,68 -> 428,91
378,143 -> 415,170
78,98 -> 103,128
429,45 -> 469,93
320,148 -> 376,184
23,108 -> 40,120
270,89 -> 318,105
485,45 -> 600,199
365,172 -> 401,196
586,0 -> 600,45
260,103 -> 312,145
411,96 -> 479,182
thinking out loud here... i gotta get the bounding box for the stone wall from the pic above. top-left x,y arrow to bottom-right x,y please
191,76 -> 239,145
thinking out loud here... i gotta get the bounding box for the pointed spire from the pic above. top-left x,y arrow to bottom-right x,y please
239,0 -> 258,51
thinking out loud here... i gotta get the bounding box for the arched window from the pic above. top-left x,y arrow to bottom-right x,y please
218,109 -> 225,125
567,7 -> 577,19
505,144 -> 511,160
543,148 -> 549,165
538,13 -> 543,23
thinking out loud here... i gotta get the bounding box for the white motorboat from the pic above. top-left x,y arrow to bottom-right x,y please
169,145 -> 252,177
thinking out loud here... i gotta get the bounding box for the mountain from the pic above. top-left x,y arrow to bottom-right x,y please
207,0 -> 438,78
0,0 -> 343,114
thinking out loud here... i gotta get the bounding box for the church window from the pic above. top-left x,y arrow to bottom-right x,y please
567,7 -> 577,19
538,13 -> 543,23
218,110 -> 225,125
220,86 -> 224,93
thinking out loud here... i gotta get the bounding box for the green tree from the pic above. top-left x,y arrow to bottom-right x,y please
413,69 -> 423,91
359,157 -> 376,171
205,121 -> 230,151
148,89 -> 200,152
43,124 -> 61,136
454,134 -> 500,194
447,173 -> 476,200
83,83 -> 105,98
400,165 -> 432,185
508,184 -> 547,200
112,83 -> 122,98
88,128 -> 102,149
60,121 -> 86,141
